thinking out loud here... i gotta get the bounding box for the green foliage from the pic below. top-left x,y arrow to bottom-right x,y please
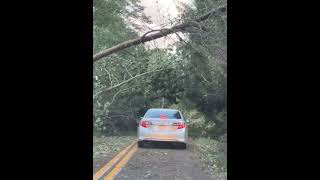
93,1 -> 227,178
93,0 -> 154,135
93,0 -> 227,139
175,0 -> 227,139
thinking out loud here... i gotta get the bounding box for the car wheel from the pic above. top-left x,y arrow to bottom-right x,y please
138,141 -> 144,148
179,143 -> 187,149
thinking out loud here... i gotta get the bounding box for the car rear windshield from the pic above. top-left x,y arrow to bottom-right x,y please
145,110 -> 181,119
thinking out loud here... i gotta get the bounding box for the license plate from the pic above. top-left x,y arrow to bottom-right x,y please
145,134 -> 176,139
158,125 -> 168,130
156,125 -> 176,131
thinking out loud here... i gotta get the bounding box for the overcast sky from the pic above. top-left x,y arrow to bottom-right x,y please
136,0 -> 193,49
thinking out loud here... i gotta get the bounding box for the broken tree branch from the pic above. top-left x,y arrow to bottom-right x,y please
110,87 -> 129,105
93,68 -> 169,98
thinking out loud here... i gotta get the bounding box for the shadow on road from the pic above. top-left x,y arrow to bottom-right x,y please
140,141 -> 187,150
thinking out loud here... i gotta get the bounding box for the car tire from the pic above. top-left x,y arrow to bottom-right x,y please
179,143 -> 187,149
138,141 -> 144,148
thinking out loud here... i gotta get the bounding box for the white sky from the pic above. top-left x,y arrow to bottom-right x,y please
127,0 -> 194,49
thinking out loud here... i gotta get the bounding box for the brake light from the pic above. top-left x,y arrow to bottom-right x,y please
173,122 -> 185,129
160,115 -> 167,120
140,120 -> 152,128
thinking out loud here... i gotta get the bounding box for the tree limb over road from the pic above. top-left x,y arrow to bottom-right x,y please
93,5 -> 227,62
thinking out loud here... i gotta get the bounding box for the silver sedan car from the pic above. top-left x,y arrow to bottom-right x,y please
137,108 -> 188,149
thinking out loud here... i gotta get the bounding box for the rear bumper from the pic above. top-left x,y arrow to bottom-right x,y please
138,128 -> 188,144
139,137 -> 187,143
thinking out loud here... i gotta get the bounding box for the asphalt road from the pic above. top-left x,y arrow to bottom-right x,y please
114,141 -> 214,180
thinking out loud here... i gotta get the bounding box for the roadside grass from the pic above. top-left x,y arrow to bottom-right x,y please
193,137 -> 227,180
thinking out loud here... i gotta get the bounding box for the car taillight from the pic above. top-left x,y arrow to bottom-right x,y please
173,122 -> 185,129
140,120 -> 152,128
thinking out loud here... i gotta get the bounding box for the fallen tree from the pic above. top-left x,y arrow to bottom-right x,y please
93,5 -> 227,62
93,68 -> 168,98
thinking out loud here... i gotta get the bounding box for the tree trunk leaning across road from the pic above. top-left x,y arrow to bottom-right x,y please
93,5 -> 227,62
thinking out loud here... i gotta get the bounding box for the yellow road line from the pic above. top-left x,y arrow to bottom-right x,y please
93,141 -> 136,180
104,144 -> 138,180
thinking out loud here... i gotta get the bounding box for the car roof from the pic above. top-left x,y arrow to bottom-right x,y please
147,108 -> 179,111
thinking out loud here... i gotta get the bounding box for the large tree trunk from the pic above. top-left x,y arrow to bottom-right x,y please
93,5 -> 227,62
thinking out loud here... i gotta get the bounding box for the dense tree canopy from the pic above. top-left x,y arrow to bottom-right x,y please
93,0 -> 227,139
